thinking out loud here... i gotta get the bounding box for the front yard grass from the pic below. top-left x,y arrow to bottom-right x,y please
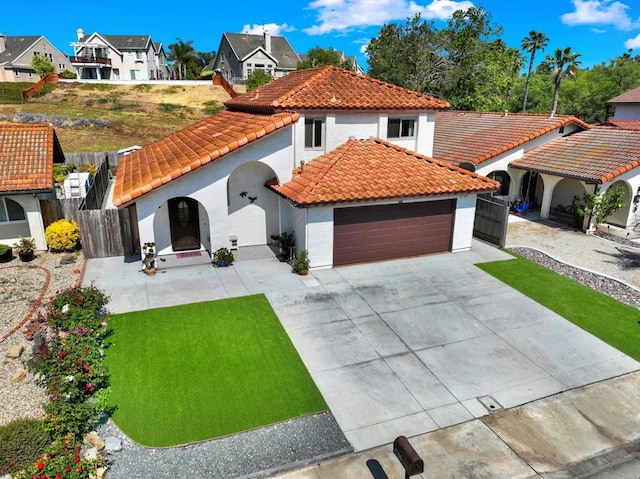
477,255 -> 640,360
105,295 -> 327,447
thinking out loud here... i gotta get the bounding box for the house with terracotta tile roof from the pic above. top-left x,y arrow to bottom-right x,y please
0,124 -> 66,250
433,111 -> 591,213
510,128 -> 640,230
114,66 -> 507,267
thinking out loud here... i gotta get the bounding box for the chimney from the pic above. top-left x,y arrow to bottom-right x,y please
76,28 -> 85,41
0,34 -> 5,53
263,30 -> 271,54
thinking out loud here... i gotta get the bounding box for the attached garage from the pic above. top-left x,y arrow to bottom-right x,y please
333,200 -> 455,265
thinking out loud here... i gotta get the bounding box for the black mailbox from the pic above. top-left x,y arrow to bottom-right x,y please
393,435 -> 424,477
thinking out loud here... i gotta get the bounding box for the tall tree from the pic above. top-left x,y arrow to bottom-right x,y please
31,55 -> 55,77
521,31 -> 549,112
297,47 -> 354,70
542,46 -> 582,115
168,38 -> 197,80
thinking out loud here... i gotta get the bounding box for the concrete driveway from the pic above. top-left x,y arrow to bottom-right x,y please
83,241 -> 639,452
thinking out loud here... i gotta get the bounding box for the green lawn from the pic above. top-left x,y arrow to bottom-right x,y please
105,295 -> 327,447
477,255 -> 640,360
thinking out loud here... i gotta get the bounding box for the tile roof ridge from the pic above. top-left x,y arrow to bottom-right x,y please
271,66 -> 333,106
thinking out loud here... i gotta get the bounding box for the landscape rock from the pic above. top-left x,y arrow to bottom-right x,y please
3,344 -> 24,363
104,435 -> 122,453
10,368 -> 26,383
83,447 -> 99,461
84,431 -> 105,450
90,466 -> 108,479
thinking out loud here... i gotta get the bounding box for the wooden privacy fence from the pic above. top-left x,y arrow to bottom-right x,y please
75,208 -> 135,259
21,73 -> 59,101
473,195 -> 510,247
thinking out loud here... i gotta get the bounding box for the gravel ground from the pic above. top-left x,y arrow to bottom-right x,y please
0,251 -> 84,427
96,412 -> 352,479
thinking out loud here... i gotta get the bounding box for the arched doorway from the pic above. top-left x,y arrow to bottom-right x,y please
607,181 -> 632,227
520,172 -> 541,209
487,170 -> 511,197
168,197 -> 200,251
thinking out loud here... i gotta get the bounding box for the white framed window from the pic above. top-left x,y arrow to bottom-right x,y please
59,63 -> 65,70
136,51 -> 143,60
0,197 -> 26,223
130,69 -> 141,80
304,118 -> 324,149
33,51 -> 40,56
387,118 -> 416,138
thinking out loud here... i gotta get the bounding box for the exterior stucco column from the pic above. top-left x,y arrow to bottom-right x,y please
538,173 -> 564,219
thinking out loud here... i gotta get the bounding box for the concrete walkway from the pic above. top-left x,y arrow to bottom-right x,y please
83,232 -> 640,477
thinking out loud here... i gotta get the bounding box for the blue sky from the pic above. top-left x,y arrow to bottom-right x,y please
4,0 -> 640,70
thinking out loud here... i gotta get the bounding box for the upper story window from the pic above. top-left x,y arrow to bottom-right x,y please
0,197 -> 26,223
136,51 -> 143,60
387,118 -> 415,138
305,118 -> 324,149
33,51 -> 40,56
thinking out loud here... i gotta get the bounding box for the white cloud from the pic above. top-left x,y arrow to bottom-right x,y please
561,0 -> 639,31
303,0 -> 474,35
625,32 -> 640,48
241,23 -> 295,36
360,43 -> 369,54
591,27 -> 607,33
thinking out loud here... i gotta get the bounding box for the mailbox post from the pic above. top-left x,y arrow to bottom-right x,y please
393,435 -> 424,479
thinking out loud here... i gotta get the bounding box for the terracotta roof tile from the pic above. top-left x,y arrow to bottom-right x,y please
598,119 -> 640,130
510,128 -> 640,183
225,66 -> 450,113
113,110 -> 299,207
607,87 -> 640,104
433,111 -> 590,167
270,138 -> 499,206
0,124 -> 62,193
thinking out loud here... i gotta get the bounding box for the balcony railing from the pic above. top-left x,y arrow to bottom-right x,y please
70,56 -> 112,66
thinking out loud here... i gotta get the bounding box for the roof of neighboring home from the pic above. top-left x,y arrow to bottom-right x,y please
270,137 -> 499,206
226,66 -> 450,113
598,119 -> 640,130
607,87 -> 640,104
433,111 -> 591,167
0,124 -> 64,193
223,32 -> 300,70
0,36 -> 41,66
113,110 -> 299,207
79,33 -> 152,50
510,128 -> 640,184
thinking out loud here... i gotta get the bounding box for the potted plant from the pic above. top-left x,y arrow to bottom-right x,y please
292,249 -> 310,275
142,242 -> 157,275
14,236 -> 36,262
213,247 -> 234,267
0,243 -> 12,263
271,232 -> 295,262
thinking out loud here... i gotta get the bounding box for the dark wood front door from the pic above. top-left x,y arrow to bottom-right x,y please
168,198 -> 200,251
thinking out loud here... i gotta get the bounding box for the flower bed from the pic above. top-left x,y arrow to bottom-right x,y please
9,285 -> 111,479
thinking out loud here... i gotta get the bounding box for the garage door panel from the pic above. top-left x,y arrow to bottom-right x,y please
333,200 -> 454,266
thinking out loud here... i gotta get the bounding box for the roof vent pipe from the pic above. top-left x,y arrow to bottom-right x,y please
264,30 -> 271,54
76,28 -> 84,41
504,110 -> 508,117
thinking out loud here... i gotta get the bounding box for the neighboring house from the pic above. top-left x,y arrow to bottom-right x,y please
70,28 -> 169,80
212,31 -> 300,84
0,34 -> 69,82
433,111 -> 590,217
113,66 -> 500,268
510,128 -> 640,230
298,49 -> 365,74
0,124 -> 65,250
606,86 -> 640,121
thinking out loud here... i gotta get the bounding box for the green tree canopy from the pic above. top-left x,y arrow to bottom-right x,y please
297,47 -> 354,70
31,55 -> 56,77
168,38 -> 200,79
521,30 -> 549,112
541,46 -> 582,114
246,70 -> 272,91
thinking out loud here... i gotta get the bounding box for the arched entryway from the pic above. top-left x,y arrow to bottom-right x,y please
487,170 -> 511,197
607,180 -> 632,228
168,197 -> 200,251
519,172 -> 543,210
227,161 -> 279,247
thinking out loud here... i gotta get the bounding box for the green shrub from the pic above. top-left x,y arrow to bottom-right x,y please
77,163 -> 97,176
45,219 -> 80,252
60,70 -> 77,79
133,83 -> 153,92
53,163 -> 76,183
158,103 -> 182,113
0,243 -> 11,255
162,86 -> 179,94
0,418 -> 52,476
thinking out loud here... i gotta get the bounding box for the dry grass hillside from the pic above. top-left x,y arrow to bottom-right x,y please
0,82 -> 232,152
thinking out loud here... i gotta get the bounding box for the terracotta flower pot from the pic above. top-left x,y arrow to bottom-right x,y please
297,269 -> 309,276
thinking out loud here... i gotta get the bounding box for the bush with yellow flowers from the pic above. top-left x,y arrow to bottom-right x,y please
45,219 -> 81,252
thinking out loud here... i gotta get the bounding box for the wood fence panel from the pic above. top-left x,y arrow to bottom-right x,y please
39,199 -> 64,229
473,195 -> 510,247
77,209 -> 124,258
118,208 -> 135,257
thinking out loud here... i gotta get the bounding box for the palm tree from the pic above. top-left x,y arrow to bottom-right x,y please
521,31 -> 549,112
544,47 -> 582,115
168,38 -> 196,80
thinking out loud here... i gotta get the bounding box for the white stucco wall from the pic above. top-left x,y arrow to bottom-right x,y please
134,128 -> 295,256
451,195 -> 476,252
0,195 -> 46,250
602,171 -> 640,229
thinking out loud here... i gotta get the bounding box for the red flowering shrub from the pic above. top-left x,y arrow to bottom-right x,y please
13,438 -> 101,479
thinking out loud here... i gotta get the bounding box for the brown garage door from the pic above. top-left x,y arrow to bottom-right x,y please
333,200 -> 455,266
